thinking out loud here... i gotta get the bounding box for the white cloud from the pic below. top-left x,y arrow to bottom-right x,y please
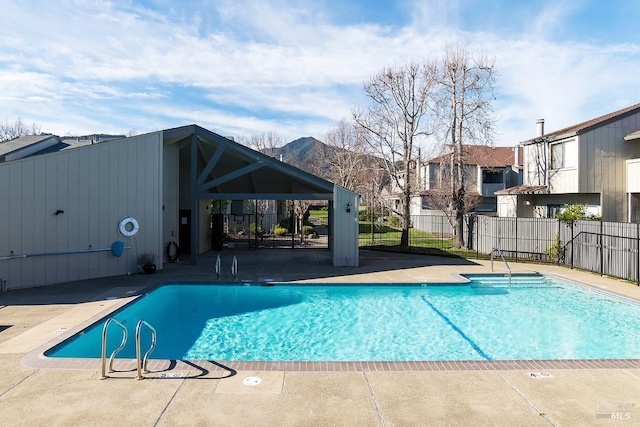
0,0 -> 639,146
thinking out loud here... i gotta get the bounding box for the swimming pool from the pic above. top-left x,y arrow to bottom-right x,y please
45,274 -> 640,361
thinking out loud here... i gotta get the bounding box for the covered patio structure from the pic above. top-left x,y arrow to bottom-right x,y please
162,125 -> 359,267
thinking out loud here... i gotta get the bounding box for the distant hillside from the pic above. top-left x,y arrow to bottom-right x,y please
273,137 -> 334,171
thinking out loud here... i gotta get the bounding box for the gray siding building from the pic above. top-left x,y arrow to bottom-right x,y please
497,103 -> 640,222
1,125 -> 359,291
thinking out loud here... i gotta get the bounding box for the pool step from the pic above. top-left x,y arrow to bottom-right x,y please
469,276 -> 553,289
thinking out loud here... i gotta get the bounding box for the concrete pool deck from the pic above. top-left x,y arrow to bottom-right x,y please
2,249 -> 640,425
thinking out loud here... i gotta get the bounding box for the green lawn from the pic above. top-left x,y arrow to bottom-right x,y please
308,208 -> 329,225
356,221 -> 484,258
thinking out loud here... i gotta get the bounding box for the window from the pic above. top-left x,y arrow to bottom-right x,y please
482,170 -> 503,184
475,202 -> 496,212
550,143 -> 564,169
421,196 -> 432,210
548,204 -> 562,218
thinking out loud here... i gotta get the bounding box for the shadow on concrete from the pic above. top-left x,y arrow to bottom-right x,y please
0,249 -> 481,306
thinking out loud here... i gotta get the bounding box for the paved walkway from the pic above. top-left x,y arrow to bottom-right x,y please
1,249 -> 640,426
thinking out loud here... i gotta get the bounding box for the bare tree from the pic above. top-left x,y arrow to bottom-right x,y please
0,118 -> 41,142
248,131 -> 284,156
437,45 -> 496,248
236,131 -> 286,231
354,61 -> 438,247
322,119 -> 374,194
422,168 -> 481,232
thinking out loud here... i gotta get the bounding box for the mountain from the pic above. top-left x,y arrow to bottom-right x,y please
273,137 -> 334,171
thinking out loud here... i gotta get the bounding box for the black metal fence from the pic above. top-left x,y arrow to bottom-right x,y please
359,214 -> 640,284
223,212 -> 328,249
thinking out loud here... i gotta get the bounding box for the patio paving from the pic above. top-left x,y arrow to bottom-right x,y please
1,248 -> 640,426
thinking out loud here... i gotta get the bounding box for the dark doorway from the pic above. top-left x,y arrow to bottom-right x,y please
179,209 -> 191,254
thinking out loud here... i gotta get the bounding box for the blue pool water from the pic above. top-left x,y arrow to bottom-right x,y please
46,274 -> 640,361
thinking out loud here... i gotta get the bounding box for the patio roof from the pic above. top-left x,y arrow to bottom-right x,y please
164,124 -> 336,201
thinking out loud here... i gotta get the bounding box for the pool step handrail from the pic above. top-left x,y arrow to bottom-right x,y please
490,248 -> 512,292
135,319 -> 157,380
215,255 -> 221,279
231,255 -> 238,280
100,317 -> 128,379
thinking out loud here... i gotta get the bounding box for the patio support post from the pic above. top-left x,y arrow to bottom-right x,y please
255,200 -> 258,250
291,201 -> 294,249
637,222 -> 639,286
190,133 -> 198,265
600,220 -> 604,276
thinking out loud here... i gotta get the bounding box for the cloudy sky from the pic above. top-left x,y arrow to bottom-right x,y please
2,0 -> 639,146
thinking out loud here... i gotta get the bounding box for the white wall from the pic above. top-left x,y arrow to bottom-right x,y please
523,143 -> 546,186
0,132 -> 163,290
497,194 -> 518,217
548,138 -> 578,193
627,158 -> 640,193
331,186 -> 359,266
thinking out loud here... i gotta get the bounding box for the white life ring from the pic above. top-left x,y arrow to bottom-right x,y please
118,216 -> 139,237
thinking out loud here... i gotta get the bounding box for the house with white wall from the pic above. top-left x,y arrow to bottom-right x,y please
411,145 -> 522,216
497,103 -> 640,221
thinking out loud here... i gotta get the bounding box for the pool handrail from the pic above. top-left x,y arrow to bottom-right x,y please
490,248 -> 512,292
135,319 -> 157,380
100,317 -> 128,379
231,255 -> 238,280
215,255 -> 221,279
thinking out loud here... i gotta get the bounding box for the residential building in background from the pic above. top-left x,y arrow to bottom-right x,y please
497,103 -> 640,221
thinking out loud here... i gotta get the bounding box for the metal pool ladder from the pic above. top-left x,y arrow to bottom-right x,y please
490,248 -> 512,293
135,320 -> 157,380
100,317 -> 157,380
101,318 -> 128,379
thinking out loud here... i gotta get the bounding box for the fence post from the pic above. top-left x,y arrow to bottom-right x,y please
557,218 -> 561,264
515,218 -> 518,263
570,222 -> 574,269
637,222 -> 639,286
599,220 -> 604,276
440,215 -> 443,250
476,215 -> 479,259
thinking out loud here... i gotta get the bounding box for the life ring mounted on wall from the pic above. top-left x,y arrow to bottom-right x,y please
166,241 -> 179,263
118,216 -> 140,237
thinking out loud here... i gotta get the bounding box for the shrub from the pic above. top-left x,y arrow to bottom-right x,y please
359,207 -> 373,221
302,225 -> 315,236
279,218 -> 292,230
137,252 -> 156,266
556,203 -> 600,224
249,223 -> 263,236
273,226 -> 288,236
545,232 -> 564,264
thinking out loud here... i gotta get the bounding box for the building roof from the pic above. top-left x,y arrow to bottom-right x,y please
427,145 -> 521,168
624,129 -> 640,142
0,134 -> 57,157
495,185 -> 548,195
522,102 -> 640,145
0,134 -> 127,161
